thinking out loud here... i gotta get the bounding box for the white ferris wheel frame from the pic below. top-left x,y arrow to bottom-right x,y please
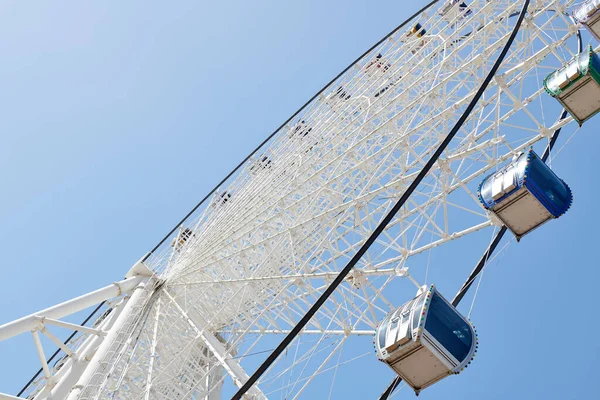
0,1 -> 589,399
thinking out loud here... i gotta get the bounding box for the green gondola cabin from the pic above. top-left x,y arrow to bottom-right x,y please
544,46 -> 600,125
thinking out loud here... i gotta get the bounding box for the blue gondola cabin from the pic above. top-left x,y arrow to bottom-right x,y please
402,23 -> 427,54
375,285 -> 477,395
574,0 -> 600,42
544,46 -> 600,125
478,149 -> 572,241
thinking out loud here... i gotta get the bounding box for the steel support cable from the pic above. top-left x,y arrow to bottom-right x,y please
379,11 -> 582,400
142,0 -> 441,263
233,0 -> 531,398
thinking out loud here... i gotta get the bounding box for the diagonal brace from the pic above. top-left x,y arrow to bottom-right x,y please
164,289 -> 267,400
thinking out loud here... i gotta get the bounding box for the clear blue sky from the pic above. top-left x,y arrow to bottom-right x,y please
0,1 -> 598,398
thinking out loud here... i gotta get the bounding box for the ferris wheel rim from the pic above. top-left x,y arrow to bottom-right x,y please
140,0 -> 442,266
14,3 -> 447,396
232,0 -> 534,398
164,0 -> 582,283
9,1 -> 589,399
154,2 -> 580,396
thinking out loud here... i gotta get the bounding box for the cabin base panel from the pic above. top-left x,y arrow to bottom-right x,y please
492,188 -> 553,239
559,76 -> 600,124
389,344 -> 452,391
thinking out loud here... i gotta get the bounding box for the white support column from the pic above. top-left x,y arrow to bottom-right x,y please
31,330 -> 52,381
0,256 -> 157,400
66,280 -> 151,400
164,290 -> 266,400
144,297 -> 161,400
42,295 -> 130,400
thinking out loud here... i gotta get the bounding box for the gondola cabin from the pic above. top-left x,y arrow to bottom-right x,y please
478,149 -> 572,241
403,23 -> 427,54
544,46 -> 600,125
364,53 -> 391,78
574,0 -> 600,42
407,23 -> 427,39
170,227 -> 194,252
289,120 -> 312,139
335,86 -> 351,101
212,190 -> 231,208
439,1 -> 472,24
250,155 -> 272,174
325,87 -> 351,110
375,285 -> 476,395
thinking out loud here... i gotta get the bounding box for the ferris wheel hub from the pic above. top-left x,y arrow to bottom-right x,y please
125,254 -> 154,279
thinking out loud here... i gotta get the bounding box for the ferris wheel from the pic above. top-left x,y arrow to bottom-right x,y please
1,0 -> 598,398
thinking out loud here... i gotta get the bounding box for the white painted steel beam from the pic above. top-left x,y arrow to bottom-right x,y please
0,275 -> 147,342
66,280 -> 151,400
40,317 -> 105,337
0,393 -> 25,400
164,289 -> 267,400
42,295 -> 129,400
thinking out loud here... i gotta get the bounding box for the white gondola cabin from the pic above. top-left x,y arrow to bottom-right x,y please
170,227 -> 194,252
375,285 -> 477,395
478,149 -> 572,241
544,46 -> 600,125
289,120 -> 312,139
401,23 -> 427,54
574,0 -> 600,42
249,155 -> 272,174
439,1 -> 472,24
407,23 -> 427,39
364,53 -> 391,78
212,190 -> 231,208
324,86 -> 351,110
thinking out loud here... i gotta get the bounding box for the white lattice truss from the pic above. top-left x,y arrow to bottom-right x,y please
0,1 -> 587,399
